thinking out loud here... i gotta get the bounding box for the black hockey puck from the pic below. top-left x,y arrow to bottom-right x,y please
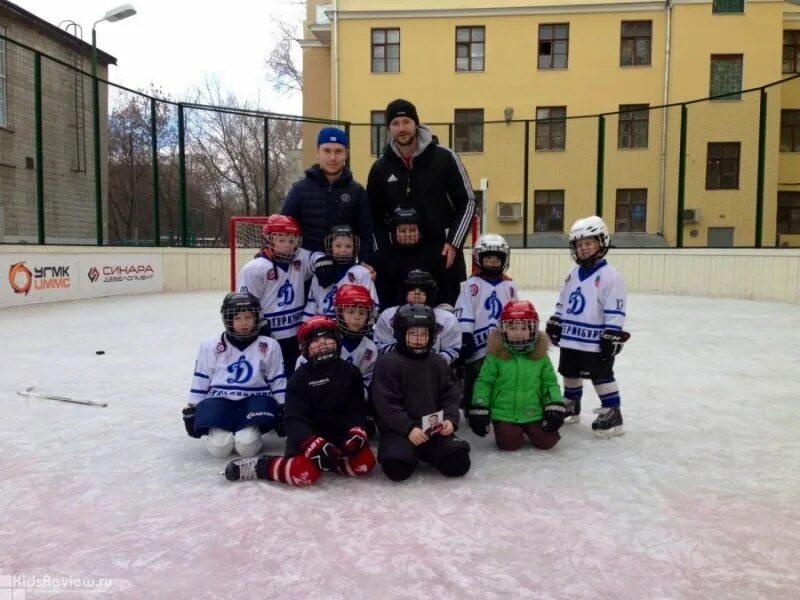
96,350 -> 105,355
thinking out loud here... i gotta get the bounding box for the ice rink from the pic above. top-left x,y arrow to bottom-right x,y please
1,289 -> 798,599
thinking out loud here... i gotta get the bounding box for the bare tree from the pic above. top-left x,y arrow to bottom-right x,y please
266,18 -> 303,94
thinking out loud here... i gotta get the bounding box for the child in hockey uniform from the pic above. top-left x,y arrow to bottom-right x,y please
224,316 -> 376,485
372,206 -> 445,309
545,216 -> 630,438
372,304 -> 471,481
468,300 -> 566,450
302,224 -> 379,320
237,214 -> 321,376
373,269 -> 461,365
455,234 -> 518,412
182,292 -> 286,458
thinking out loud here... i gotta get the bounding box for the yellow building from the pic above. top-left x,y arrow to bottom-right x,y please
301,0 -> 800,247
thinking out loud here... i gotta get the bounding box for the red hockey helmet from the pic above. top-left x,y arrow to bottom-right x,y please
334,284 -> 375,337
298,316 -> 341,365
262,215 -> 302,262
499,300 -> 539,352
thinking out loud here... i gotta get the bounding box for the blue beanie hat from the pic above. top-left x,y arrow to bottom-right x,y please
317,127 -> 349,148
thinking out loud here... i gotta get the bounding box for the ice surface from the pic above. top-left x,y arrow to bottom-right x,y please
0,291 -> 798,599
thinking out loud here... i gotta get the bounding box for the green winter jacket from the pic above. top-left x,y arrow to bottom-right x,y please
472,328 -> 563,423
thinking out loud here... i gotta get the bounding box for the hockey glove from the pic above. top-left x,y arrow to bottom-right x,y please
302,435 -> 342,472
599,329 -> 631,361
545,317 -> 562,346
342,426 -> 368,456
313,255 -> 339,288
182,405 -> 201,439
468,406 -> 491,437
458,332 -> 477,363
541,404 -> 567,433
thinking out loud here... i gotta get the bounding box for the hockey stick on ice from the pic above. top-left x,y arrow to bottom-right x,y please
16,387 -> 108,408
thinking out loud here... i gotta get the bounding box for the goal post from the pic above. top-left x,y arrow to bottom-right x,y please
229,216 -> 271,291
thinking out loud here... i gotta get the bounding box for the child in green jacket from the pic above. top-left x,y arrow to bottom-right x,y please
468,300 -> 566,450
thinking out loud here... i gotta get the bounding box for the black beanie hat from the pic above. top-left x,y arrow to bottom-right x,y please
385,99 -> 419,126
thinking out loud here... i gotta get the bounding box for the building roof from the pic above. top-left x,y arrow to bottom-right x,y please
0,0 -> 117,65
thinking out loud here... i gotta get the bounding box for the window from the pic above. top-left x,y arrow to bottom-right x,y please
538,24 -> 569,69
454,109 -> 483,153
713,0 -> 744,13
456,26 -> 484,72
534,191 -> 564,232
535,106 -> 566,150
710,54 -> 743,100
706,142 -> 740,189
777,192 -> 800,234
783,31 -> 800,74
371,28 -> 400,73
618,104 -> 649,149
0,25 -> 6,128
615,189 -> 647,232
370,111 -> 386,155
620,21 -> 652,66
780,110 -> 800,152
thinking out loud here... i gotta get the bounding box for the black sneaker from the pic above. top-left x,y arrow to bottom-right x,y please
564,397 -> 581,424
224,456 -> 267,481
591,406 -> 624,438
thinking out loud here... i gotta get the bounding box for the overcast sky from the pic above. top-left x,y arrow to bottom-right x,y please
16,0 -> 305,114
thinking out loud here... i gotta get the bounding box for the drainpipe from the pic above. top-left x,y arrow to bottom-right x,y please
333,0 -> 340,120
658,0 -> 673,237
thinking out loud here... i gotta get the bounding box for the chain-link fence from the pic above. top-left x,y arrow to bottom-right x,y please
2,31 -> 800,248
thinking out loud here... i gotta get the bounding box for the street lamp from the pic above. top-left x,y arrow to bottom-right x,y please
91,4 -> 137,245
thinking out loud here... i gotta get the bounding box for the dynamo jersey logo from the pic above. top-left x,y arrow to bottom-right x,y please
226,356 -> 254,384
567,287 -> 586,315
277,280 -> 295,307
484,291 -> 503,320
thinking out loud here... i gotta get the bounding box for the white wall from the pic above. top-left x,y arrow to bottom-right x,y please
2,246 -> 799,307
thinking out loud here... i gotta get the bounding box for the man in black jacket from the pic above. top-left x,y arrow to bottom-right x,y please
282,127 -> 374,265
367,99 -> 476,305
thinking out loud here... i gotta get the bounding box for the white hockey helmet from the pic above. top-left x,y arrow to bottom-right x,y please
472,233 -> 510,276
568,216 -> 610,267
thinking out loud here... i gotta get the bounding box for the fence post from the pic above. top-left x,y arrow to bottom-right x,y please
755,88 -> 767,248
150,98 -> 160,247
264,118 -> 270,215
595,115 -> 605,217
34,52 -> 45,244
91,50 -> 103,245
677,104 -> 688,248
177,103 -> 188,247
522,120 -> 530,249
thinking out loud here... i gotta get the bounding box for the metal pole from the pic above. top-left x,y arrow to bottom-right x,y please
522,120 -> 530,249
595,115 -> 605,217
676,104 -> 688,248
34,52 -> 45,244
91,28 -> 103,245
755,89 -> 767,248
178,103 -> 188,246
264,117 -> 270,215
150,98 -> 161,247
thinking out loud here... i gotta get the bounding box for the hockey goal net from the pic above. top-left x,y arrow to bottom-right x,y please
229,216 -> 271,291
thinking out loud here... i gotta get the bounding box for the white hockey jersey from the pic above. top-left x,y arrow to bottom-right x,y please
237,249 -> 320,340
554,260 -> 627,353
455,276 -> 518,363
188,334 -> 286,405
295,336 -> 378,397
373,305 -> 462,365
302,264 -> 379,320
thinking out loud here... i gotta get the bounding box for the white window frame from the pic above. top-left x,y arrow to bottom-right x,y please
0,25 -> 7,128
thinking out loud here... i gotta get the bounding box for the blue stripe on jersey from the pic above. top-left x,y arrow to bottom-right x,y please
209,384 -> 273,392
561,319 -> 604,329
193,372 -> 209,379
265,306 -> 304,318
458,317 -> 476,323
561,335 -> 601,345
603,310 -> 626,316
266,374 -> 286,384
604,324 -> 623,331
190,388 -> 209,394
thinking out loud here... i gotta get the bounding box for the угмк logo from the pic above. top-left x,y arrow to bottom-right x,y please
9,262 -> 33,295
88,267 -> 100,283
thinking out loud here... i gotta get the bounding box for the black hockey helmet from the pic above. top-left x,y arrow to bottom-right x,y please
392,303 -> 437,358
324,224 -> 359,265
390,205 -> 422,247
221,292 -> 262,343
401,269 -> 438,306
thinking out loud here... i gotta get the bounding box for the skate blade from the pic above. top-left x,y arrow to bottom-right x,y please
593,426 -> 624,438
564,415 -> 581,424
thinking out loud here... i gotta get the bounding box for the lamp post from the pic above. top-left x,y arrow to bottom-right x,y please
91,3 -> 136,245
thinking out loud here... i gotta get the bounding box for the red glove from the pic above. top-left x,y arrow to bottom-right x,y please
342,426 -> 368,457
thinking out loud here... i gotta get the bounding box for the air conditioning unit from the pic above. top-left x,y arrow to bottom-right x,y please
496,202 -> 523,221
683,208 -> 701,224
